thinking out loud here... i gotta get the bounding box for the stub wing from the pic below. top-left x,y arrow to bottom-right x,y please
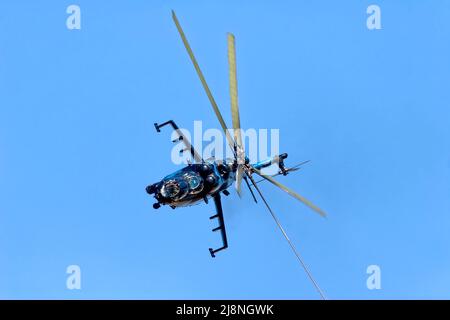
154,120 -> 202,164
208,193 -> 228,257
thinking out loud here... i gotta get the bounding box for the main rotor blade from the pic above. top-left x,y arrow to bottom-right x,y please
172,11 -> 235,152
252,168 -> 327,218
243,174 -> 258,203
227,33 -> 244,159
235,165 -> 244,196
246,173 -> 326,300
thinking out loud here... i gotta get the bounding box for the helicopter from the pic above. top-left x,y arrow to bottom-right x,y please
146,11 -> 327,298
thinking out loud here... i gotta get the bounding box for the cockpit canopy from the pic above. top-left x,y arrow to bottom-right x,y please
160,171 -> 204,200
160,179 -> 188,200
183,172 -> 204,194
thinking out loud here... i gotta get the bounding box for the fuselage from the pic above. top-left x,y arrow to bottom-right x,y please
146,154 -> 287,209
146,160 -> 236,208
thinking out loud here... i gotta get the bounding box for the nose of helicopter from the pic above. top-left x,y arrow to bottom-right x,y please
146,184 -> 156,194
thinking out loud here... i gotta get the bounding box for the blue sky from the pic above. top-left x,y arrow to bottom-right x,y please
1,0 -> 450,299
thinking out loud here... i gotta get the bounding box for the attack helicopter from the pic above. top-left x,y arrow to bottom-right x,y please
146,11 -> 327,299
